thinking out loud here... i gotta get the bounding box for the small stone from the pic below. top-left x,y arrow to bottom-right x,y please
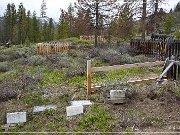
66,105 -> 83,117
7,112 -> 26,124
33,105 -> 57,113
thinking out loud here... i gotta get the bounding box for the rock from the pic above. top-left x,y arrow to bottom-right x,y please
33,105 -> 57,113
70,100 -> 92,106
7,112 -> 26,124
66,105 -> 83,117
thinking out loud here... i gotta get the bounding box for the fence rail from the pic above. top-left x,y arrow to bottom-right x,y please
87,60 -> 164,95
36,41 -> 71,55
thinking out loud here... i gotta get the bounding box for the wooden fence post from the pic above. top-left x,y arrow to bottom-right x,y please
87,60 -> 92,95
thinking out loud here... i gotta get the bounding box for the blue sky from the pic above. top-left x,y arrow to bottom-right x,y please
0,0 -> 179,21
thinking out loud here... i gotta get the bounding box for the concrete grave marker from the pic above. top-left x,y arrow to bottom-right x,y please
110,90 -> 126,99
109,90 -> 126,104
33,105 -> 57,113
7,112 -> 26,124
66,105 -> 83,117
71,100 -> 92,106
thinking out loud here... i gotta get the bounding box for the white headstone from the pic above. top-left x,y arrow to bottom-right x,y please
33,105 -> 57,113
66,105 -> 83,117
71,100 -> 92,106
7,112 -> 26,124
110,90 -> 126,99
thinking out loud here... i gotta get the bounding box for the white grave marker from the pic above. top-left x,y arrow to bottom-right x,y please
66,105 -> 83,117
7,112 -> 26,124
33,105 -> 57,113
71,100 -> 92,106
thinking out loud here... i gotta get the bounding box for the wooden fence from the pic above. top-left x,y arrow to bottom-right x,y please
165,39 -> 180,80
87,60 -> 164,95
80,35 -> 105,43
37,41 -> 71,55
130,39 -> 167,59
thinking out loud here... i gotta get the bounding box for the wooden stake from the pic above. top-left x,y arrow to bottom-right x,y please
87,60 -> 92,95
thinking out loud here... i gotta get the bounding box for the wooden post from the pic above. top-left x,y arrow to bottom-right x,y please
87,60 -> 92,95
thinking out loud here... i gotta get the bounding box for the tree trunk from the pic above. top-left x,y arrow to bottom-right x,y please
95,1 -> 99,47
141,0 -> 147,41
154,0 -> 158,33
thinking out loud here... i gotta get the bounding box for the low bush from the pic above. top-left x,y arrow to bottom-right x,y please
29,55 -> 47,66
0,54 -> 7,62
98,48 -> 123,65
0,62 -> 9,72
46,53 -> 73,70
65,66 -> 85,78
175,29 -> 180,38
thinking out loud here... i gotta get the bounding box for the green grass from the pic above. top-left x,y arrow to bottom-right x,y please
75,104 -> 116,132
40,69 -> 65,86
92,66 -> 161,84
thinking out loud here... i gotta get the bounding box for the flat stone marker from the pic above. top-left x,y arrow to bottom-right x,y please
110,90 -> 126,99
33,105 -> 57,113
71,100 -> 92,106
110,90 -> 126,104
7,112 -> 26,124
66,105 -> 83,117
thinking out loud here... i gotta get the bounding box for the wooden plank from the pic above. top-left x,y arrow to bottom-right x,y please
127,77 -> 157,84
92,61 -> 164,72
87,60 -> 92,95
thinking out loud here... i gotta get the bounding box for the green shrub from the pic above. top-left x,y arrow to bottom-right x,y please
65,66 -> 85,78
0,62 -> 9,72
175,29 -> 180,38
99,48 -> 127,65
29,55 -> 46,66
0,54 -> 7,62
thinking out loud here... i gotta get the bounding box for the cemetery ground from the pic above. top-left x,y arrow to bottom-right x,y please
0,41 -> 179,133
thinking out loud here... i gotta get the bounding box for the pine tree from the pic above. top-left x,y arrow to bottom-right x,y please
48,18 -> 54,41
56,10 -> 68,39
3,3 -> 17,43
42,21 -> 48,41
26,10 -> 32,42
17,3 -> 27,44
174,2 -> 180,12
32,11 -> 40,43
164,14 -> 173,34
75,0 -> 119,47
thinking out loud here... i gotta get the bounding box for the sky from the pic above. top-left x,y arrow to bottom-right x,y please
0,0 -> 179,22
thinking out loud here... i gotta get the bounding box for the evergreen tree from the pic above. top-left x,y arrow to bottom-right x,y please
164,14 -> 173,34
48,18 -> 54,41
31,11 -> 40,43
17,3 -> 27,44
42,21 -> 48,41
56,10 -> 68,39
3,3 -> 17,43
67,3 -> 74,37
26,10 -> 32,42
174,2 -> 180,12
